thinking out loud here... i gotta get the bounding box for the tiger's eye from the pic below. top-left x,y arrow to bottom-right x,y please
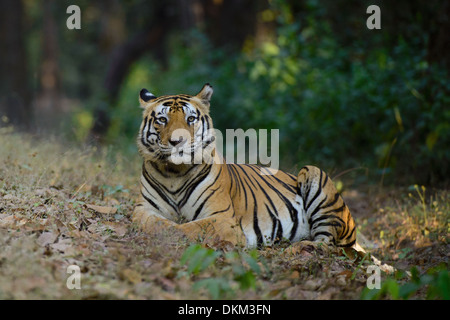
187,116 -> 196,122
158,117 -> 167,124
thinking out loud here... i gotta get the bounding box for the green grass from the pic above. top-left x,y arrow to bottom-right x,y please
0,129 -> 448,299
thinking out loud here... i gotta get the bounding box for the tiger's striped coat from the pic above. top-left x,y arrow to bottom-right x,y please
133,84 -> 356,249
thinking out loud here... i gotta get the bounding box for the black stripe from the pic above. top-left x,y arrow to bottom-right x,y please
322,173 -> 329,188
178,165 -> 212,208
310,212 -> 346,226
142,164 -> 178,212
286,172 -> 297,182
211,204 -> 232,216
244,167 -> 282,243
338,239 -> 356,247
243,164 -> 297,194
314,231 -> 335,244
249,187 -> 263,248
228,164 -> 248,210
243,165 -> 299,241
148,162 -> 203,196
140,180 -> 160,211
321,193 -> 341,210
232,165 -> 263,247
305,169 -> 323,211
141,116 -> 150,147
192,166 -> 222,207
141,191 -> 160,211
303,184 -> 311,208
234,165 -> 258,190
265,203 -> 279,243
193,188 -> 218,220
249,173 -> 278,216
342,226 -> 356,241
307,197 -> 328,224
226,165 -> 235,196
275,219 -> 284,243
319,203 -> 346,216
201,116 -> 205,143
307,192 -> 341,223
154,96 -> 176,103
312,221 -> 343,230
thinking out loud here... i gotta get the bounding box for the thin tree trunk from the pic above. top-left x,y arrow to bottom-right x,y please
0,0 -> 31,130
90,4 -> 170,142
35,0 -> 62,130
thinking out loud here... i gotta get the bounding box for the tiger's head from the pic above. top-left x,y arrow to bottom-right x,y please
137,83 -> 216,165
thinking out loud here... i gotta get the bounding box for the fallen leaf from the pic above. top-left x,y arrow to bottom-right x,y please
157,277 -> 175,292
289,270 -> 300,279
104,197 -> 120,206
0,215 -> 16,228
15,276 -> 47,293
50,238 -> 74,255
85,204 -> 117,215
16,218 -> 28,227
336,274 -> 347,286
338,270 -> 353,280
120,268 -> 142,284
3,194 -> 15,200
104,221 -> 127,237
303,279 -> 321,291
37,231 -> 58,246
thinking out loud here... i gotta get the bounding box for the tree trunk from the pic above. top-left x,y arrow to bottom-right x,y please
35,0 -> 62,131
90,3 -> 171,142
0,0 -> 31,130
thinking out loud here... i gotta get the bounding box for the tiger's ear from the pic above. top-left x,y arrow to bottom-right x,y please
195,83 -> 213,104
139,88 -> 157,107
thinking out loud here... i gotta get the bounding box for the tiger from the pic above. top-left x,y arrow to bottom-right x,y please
132,83 -> 362,253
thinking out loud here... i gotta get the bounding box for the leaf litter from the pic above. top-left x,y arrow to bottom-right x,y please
0,132 -> 448,299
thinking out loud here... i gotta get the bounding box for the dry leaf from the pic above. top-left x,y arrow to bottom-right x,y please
37,231 -> 58,246
2,194 -> 15,200
0,215 -> 16,228
338,270 -> 353,280
104,221 -> 127,237
85,204 -> 117,215
158,277 -> 176,292
120,268 -> 142,284
289,270 -> 300,279
50,238 -> 74,255
104,197 -> 120,206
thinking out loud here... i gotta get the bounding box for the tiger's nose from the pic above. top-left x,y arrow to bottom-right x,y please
169,137 -> 184,147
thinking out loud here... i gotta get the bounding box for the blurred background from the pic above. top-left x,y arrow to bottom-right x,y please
0,0 -> 448,187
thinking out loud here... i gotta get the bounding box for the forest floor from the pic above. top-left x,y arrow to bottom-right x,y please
0,129 -> 448,300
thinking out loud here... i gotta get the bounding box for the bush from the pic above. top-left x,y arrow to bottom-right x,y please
111,1 -> 449,186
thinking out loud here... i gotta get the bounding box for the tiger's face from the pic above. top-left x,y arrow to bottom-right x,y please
137,84 -> 215,165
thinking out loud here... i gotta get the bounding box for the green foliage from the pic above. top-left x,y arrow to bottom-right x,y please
361,265 -> 450,300
17,1 -> 449,186
192,277 -> 231,300
109,1 -> 449,186
180,244 -> 221,275
101,184 -> 129,196
179,244 -> 266,299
